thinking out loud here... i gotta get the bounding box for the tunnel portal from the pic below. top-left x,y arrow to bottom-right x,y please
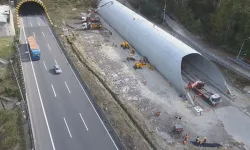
18,1 -> 45,16
16,0 -> 53,26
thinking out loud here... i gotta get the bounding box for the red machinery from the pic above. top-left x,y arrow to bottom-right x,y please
82,17 -> 100,23
186,81 -> 221,106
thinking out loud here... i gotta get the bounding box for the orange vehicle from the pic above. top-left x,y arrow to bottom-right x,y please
90,23 -> 102,29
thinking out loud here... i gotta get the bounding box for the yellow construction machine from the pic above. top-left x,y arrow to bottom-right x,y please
121,41 -> 130,49
133,57 -> 149,69
133,62 -> 147,69
121,41 -> 136,55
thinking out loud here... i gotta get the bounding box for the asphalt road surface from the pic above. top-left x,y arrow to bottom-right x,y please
19,15 -> 119,150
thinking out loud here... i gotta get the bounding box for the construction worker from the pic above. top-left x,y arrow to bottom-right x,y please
183,134 -> 188,141
199,140 -> 203,147
183,140 -> 187,145
203,137 -> 207,144
196,136 -> 199,143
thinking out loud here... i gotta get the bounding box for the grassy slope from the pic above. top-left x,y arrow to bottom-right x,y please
0,37 -> 24,149
43,0 -> 93,28
0,37 -> 14,60
0,109 -> 22,150
0,37 -> 18,97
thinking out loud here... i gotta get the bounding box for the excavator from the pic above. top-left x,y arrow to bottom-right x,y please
121,41 -> 130,49
133,62 -> 146,69
133,57 -> 148,69
81,1 -> 113,30
121,41 -> 135,55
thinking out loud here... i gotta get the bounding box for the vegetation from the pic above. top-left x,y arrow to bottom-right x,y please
127,0 -> 250,60
0,36 -> 25,150
0,37 -> 19,98
43,0 -> 95,26
0,109 -> 22,150
0,37 -> 14,60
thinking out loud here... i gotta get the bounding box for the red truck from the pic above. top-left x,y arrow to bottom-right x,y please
186,81 -> 221,106
81,16 -> 100,23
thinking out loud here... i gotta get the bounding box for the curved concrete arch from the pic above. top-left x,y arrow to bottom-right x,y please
15,0 -> 53,27
98,0 -> 230,95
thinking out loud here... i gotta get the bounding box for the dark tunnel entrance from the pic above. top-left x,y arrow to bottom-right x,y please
18,2 -> 45,16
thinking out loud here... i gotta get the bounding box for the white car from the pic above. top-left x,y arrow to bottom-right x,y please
54,65 -> 62,74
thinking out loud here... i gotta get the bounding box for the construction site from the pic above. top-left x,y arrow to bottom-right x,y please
59,0 -> 250,149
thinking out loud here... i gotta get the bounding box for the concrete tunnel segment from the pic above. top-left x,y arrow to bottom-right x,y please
98,0 -> 231,96
16,0 -> 53,27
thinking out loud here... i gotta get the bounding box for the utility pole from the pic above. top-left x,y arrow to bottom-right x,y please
237,37 -> 250,60
162,0 -> 166,24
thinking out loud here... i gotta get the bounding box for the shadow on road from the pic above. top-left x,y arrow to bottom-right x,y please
19,44 -> 31,63
48,68 -> 57,75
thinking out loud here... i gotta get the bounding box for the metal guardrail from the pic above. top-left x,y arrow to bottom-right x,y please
227,57 -> 250,71
15,39 -> 35,150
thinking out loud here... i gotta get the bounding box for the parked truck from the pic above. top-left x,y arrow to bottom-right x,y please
27,36 -> 40,61
186,81 -> 221,106
81,16 -> 100,23
82,22 -> 103,30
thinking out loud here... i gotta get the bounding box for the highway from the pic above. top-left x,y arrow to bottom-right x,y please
19,15 -> 119,150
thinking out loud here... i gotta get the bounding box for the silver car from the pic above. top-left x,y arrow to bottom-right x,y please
54,64 -> 62,74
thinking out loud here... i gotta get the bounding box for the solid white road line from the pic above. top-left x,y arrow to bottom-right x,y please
26,92 -> 37,147
63,118 -> 72,138
43,17 -> 119,150
51,84 -> 56,97
64,81 -> 71,93
43,61 -> 47,70
79,113 -> 89,131
54,60 -> 58,65
47,44 -> 51,51
42,32 -> 45,37
29,21 -> 32,27
21,18 -> 56,150
33,32 -> 36,37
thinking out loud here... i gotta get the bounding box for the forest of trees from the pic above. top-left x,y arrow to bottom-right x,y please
128,0 -> 250,59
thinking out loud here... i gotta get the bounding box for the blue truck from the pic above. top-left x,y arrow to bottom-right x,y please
27,36 -> 40,61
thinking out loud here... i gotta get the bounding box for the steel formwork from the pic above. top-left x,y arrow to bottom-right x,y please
98,0 -> 230,95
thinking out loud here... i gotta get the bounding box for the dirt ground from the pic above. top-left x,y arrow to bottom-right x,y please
41,1 -> 250,150
54,12 -> 250,149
